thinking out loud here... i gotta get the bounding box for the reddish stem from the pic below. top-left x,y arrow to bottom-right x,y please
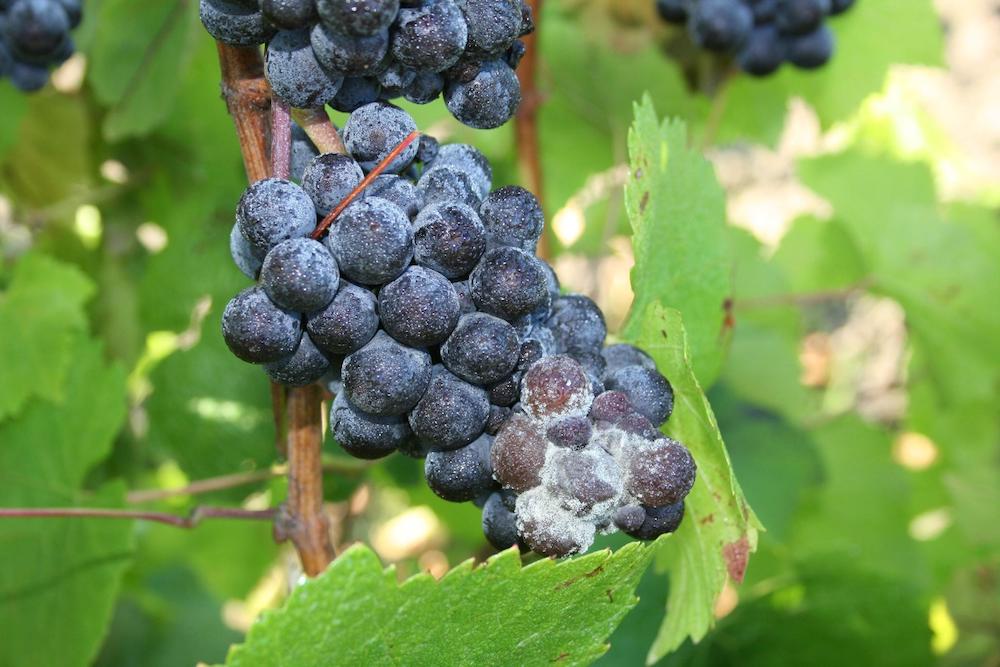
271,97 -> 292,180
310,130 -> 421,240
0,506 -> 277,529
516,0 -> 547,259
292,106 -> 347,155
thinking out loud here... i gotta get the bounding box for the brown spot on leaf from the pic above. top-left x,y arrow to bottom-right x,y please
554,564 -> 606,591
699,513 -> 715,525
552,653 -> 570,662
722,536 -> 751,583
640,191 -> 650,213
606,589 -> 614,603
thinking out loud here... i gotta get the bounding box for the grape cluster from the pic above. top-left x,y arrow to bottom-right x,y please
200,0 -> 533,129
222,102 -> 695,557
656,0 -> 856,76
0,0 -> 81,92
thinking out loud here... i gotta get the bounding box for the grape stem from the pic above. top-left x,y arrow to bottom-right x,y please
271,97 -> 292,180
309,130 -> 421,240
515,0 -> 547,259
0,506 -> 276,529
216,43 -> 335,577
292,106 -> 347,155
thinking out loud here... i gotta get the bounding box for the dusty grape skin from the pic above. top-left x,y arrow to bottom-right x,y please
408,366 -> 490,451
546,415 -> 592,450
330,392 -> 410,460
366,174 -> 422,218
301,153 -> 364,216
316,0 -> 398,36
412,200 -> 487,279
330,76 -> 382,112
310,23 -> 388,76
621,502 -> 685,540
444,59 -> 520,130
452,280 -> 476,315
589,391 -> 633,423
390,0 -> 468,72
264,333 -> 331,386
404,70 -> 444,104
260,238 -> 340,313
520,355 -> 594,423
378,266 -> 461,347
266,28 -> 342,108
199,0 -> 276,47
424,433 -> 496,501
491,413 -> 547,492
236,178 -> 317,256
482,490 -> 519,550
479,185 -> 543,252
324,197 -> 413,285
230,223 -> 264,279
515,487 -> 593,557
612,505 -> 646,533
601,343 -> 656,374
441,312 -> 520,386
428,143 -> 492,200
624,437 -> 696,507
260,0 -> 317,29
306,282 -> 379,356
546,294 -> 607,357
222,286 -> 302,364
290,123 -> 319,182
487,373 -> 520,407
342,101 -> 419,172
460,0 -> 522,56
603,364 -> 674,426
485,404 -> 512,435
342,330 -> 432,416
469,246 -> 549,322
546,445 -> 621,514
416,165 -> 482,209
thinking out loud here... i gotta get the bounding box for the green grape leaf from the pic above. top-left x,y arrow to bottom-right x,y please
0,84 -> 27,156
86,0 -> 198,141
0,253 -> 95,420
797,152 -> 1000,404
0,337 -> 133,667
624,302 -> 761,663
626,97 -> 730,386
771,215 -> 868,294
222,541 -> 658,666
719,0 -> 944,145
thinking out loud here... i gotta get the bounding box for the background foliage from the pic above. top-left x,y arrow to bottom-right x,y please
0,0 -> 997,665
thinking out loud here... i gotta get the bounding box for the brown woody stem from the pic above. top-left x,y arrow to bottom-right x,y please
271,97 -> 292,180
216,43 -> 334,576
515,0 -> 547,259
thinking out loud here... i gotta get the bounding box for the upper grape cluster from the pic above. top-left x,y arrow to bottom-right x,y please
656,0 -> 856,76
200,0 -> 533,129
0,0 -> 81,92
222,101 -> 696,557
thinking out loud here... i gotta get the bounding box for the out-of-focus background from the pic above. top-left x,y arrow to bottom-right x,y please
0,0 -> 996,665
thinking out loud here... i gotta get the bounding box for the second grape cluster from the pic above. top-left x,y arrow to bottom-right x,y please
222,102 -> 696,557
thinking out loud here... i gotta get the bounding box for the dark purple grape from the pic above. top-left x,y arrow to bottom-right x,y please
417,165 -> 481,208
236,178 -> 317,256
424,433 -> 496,501
460,0 -> 521,55
601,343 -> 656,374
342,101 -> 419,172
546,294 -> 607,357
621,502 -> 685,540
3,0 -> 69,58
330,392 -> 411,459
624,437 -> 696,507
785,23 -> 834,69
317,0 -> 399,36
264,333 -> 331,386
342,330 -> 432,415
444,58 -> 520,129
260,0 -> 317,30
330,76 -> 383,112
428,143 -> 492,200
408,366 -> 490,450
404,71 -> 445,104
310,23 -> 388,76
199,0 -> 276,47
260,238 -> 340,313
302,153 -> 364,216
491,413 -> 547,492
379,266 -> 461,347
324,197 -> 413,285
366,174 -> 421,218
689,0 -> 752,51
470,246 -> 549,322
603,365 -> 674,426
222,286 -> 302,363
546,416 -> 592,450
391,0 -> 468,72
482,490 -> 518,549
413,201 -> 487,279
441,312 -> 521,386
230,223 -> 264,280
306,282 -> 379,356
479,185 -> 543,252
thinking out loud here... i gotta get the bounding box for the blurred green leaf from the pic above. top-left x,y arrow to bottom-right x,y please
0,85 -> 27,155
719,0 -> 944,144
771,216 -> 867,294
664,558 -> 934,667
798,152 -> 1000,404
0,253 -> 94,420
222,541 -> 656,666
625,98 -> 730,386
624,302 -> 761,662
0,91 -> 92,208
87,0 -> 199,141
0,337 -> 133,667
